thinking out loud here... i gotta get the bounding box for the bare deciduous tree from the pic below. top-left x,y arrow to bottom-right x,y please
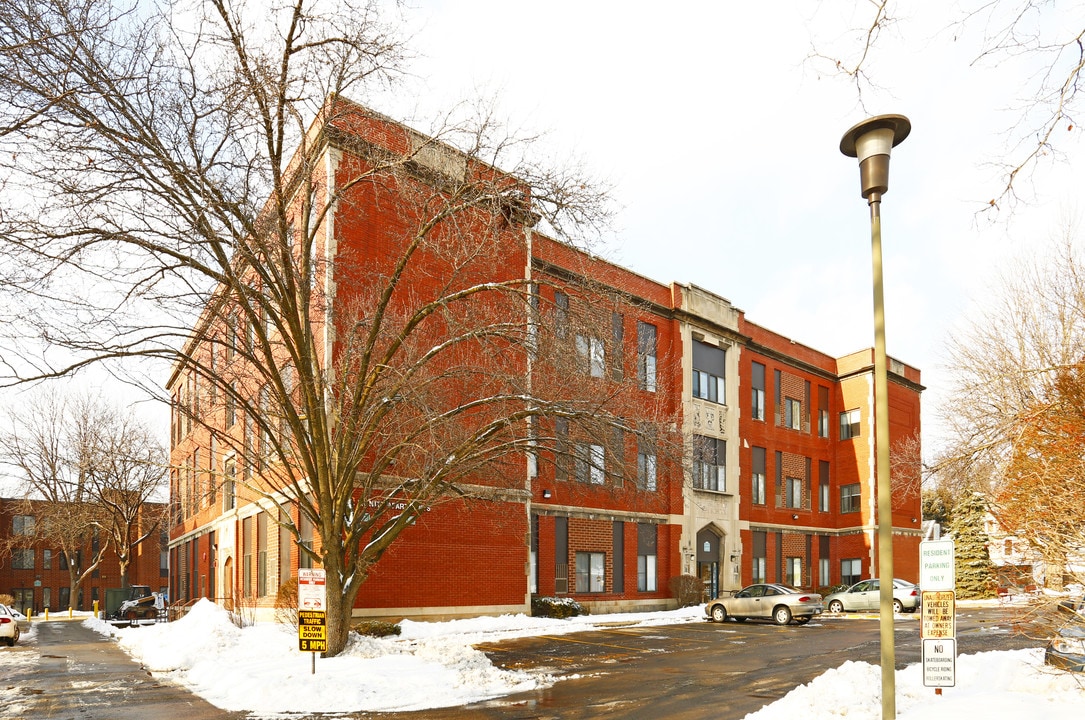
0,0 -> 676,656
808,0 -> 1085,213
936,229 -> 1085,589
0,392 -> 166,607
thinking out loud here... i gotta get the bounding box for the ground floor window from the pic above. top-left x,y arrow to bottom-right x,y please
785,557 -> 802,587
820,557 -> 830,586
841,558 -> 862,585
638,554 -> 657,592
752,556 -> 766,584
575,551 -> 605,593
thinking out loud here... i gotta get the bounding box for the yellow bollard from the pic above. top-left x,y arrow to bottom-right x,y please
94,600 -> 99,619
44,608 -> 49,621
69,607 -> 73,619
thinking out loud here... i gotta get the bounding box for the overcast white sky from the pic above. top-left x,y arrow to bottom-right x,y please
381,0 -> 1085,455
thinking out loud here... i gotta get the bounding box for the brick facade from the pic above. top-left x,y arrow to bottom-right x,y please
166,100 -> 922,621
0,498 -> 167,615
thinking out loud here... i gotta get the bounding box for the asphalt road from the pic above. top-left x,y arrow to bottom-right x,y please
0,605 -> 1052,720
0,619 -> 246,720
357,604 -> 1051,720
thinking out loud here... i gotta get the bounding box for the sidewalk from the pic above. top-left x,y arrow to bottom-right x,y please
0,620 -> 245,720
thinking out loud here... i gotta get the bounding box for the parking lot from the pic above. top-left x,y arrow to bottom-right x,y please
350,604 -> 1049,720
0,605 -> 1051,720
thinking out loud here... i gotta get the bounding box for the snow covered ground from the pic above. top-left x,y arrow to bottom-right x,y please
8,598 -> 1085,718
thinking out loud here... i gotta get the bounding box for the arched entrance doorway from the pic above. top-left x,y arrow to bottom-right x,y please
223,556 -> 234,610
696,526 -> 724,600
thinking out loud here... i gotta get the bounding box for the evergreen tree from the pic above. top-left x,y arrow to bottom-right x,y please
948,492 -> 996,598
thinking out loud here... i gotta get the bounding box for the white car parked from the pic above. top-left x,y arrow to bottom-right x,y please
0,605 -> 22,646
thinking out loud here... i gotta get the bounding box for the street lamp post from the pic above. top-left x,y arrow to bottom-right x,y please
840,114 -> 911,720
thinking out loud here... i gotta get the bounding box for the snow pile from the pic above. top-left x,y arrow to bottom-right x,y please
77,600 -> 1085,717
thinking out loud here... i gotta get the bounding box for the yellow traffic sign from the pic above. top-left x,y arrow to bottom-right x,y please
299,609 -> 327,652
920,591 -> 955,639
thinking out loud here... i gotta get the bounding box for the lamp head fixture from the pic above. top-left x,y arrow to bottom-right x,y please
839,114 -> 911,203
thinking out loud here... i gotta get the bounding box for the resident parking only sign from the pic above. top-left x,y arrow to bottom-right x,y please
919,538 -> 955,591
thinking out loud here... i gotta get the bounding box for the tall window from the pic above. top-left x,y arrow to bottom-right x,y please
223,455 -> 236,511
226,381 -> 237,427
257,513 -> 268,597
575,334 -> 605,377
575,552 -> 605,592
637,322 -> 657,392
751,362 -> 766,421
12,515 -> 34,535
12,549 -> 34,569
43,549 -> 52,569
610,313 -> 624,380
279,511 -> 292,587
840,409 -> 861,439
554,417 -> 569,481
226,311 -> 238,360
637,437 -> 657,491
638,524 -> 657,592
751,446 -> 766,504
820,557 -> 830,586
818,386 -> 830,438
784,397 -> 801,430
785,477 -> 803,509
693,435 -> 725,491
819,460 -> 830,512
575,443 -> 605,484
786,557 -> 802,587
242,516 -> 253,598
752,531 -> 767,584
841,483 -> 861,513
842,558 -> 862,585
298,512 -> 314,570
554,291 -> 569,338
692,340 -> 725,404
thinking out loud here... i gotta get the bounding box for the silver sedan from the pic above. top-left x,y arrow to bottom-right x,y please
823,578 -> 920,614
705,583 -> 824,625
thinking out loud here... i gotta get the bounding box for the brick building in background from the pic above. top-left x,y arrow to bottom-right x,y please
0,498 -> 168,615
167,100 -> 922,621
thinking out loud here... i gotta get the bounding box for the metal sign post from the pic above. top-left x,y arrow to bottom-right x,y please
298,568 -> 327,674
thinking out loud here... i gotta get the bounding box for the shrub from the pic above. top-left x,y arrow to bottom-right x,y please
274,578 -> 299,631
670,575 -> 705,607
353,620 -> 401,637
531,596 -> 588,619
0,594 -> 14,608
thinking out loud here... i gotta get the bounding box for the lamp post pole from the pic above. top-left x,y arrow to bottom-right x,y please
840,114 -> 911,720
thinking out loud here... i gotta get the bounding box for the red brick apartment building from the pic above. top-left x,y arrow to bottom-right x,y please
0,498 -> 167,615
167,100 -> 922,621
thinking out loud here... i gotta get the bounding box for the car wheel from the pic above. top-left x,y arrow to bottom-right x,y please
711,604 -> 728,622
773,605 -> 793,625
828,600 -> 844,613
893,599 -> 904,614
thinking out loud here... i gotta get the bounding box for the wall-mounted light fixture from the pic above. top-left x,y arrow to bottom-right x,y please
791,514 -> 799,520
542,489 -> 551,499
